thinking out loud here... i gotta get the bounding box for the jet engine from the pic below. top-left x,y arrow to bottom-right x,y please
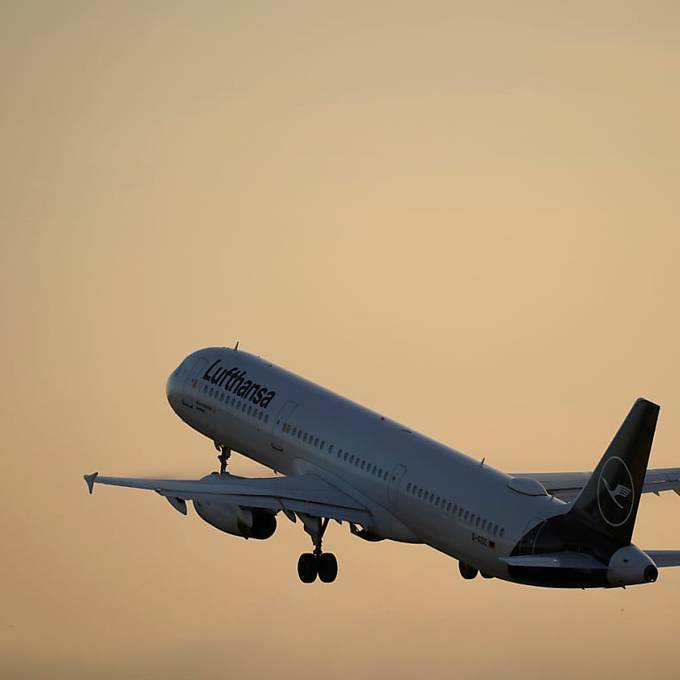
194,501 -> 277,540
607,545 -> 658,586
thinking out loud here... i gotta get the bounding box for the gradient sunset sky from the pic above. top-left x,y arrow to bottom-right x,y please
2,2 -> 680,678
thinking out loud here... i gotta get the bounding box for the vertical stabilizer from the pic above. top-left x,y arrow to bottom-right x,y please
569,398 -> 659,545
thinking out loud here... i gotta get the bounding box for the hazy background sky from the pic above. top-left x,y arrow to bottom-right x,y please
2,2 -> 680,678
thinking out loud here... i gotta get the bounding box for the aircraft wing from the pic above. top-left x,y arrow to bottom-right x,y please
512,467 -> 680,502
644,551 -> 680,568
83,471 -> 372,525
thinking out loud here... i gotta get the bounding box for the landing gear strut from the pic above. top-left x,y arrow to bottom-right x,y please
297,516 -> 338,584
214,442 -> 231,474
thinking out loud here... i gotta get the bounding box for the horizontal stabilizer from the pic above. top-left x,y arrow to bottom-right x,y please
502,551 -> 607,570
644,550 -> 680,568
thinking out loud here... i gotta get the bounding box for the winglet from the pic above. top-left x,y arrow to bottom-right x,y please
84,472 -> 99,494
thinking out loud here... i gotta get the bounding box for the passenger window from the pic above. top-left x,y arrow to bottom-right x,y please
303,433 -> 308,442
248,406 -> 252,415
500,528 -> 505,538
314,438 -> 319,447
360,461 -> 365,470
407,483 -> 412,492
320,441 -> 325,450
292,427 -> 297,436
264,414 -> 269,422
417,488 -> 423,498
344,452 -> 348,461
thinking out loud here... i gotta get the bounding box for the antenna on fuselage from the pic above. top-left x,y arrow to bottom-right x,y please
234,340 -> 239,351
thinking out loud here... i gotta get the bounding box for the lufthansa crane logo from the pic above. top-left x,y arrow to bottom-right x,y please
597,456 -> 634,527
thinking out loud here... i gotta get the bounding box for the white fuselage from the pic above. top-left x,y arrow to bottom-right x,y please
166,347 -> 568,581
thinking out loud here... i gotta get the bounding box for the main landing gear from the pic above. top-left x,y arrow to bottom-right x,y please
297,516 -> 338,584
459,562 -> 479,580
214,442 -> 231,474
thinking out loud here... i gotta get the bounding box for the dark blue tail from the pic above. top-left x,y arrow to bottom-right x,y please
569,398 -> 659,544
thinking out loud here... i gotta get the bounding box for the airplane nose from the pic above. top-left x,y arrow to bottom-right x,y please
166,368 -> 181,410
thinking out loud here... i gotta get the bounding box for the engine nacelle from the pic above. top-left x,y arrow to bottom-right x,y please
194,501 -> 277,540
607,545 -> 658,586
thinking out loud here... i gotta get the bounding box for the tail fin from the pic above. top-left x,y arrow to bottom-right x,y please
570,398 -> 659,544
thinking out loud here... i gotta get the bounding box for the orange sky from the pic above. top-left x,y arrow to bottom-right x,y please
2,2 -> 680,678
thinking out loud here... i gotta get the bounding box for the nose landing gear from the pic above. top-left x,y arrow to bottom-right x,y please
297,516 -> 338,583
214,442 -> 231,474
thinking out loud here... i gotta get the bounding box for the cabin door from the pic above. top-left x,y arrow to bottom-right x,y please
271,400 -> 298,451
182,356 -> 209,409
388,464 -> 407,504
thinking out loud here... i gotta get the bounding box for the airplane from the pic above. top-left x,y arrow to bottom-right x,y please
84,345 -> 680,587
